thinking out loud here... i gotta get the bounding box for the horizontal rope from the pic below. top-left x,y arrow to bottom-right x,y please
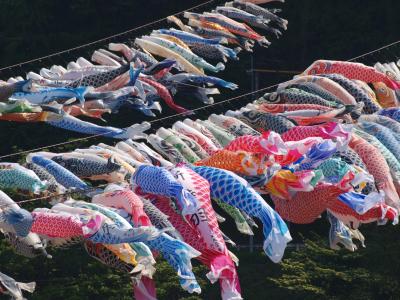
248,68 -> 301,74
0,0 -> 216,72
2,37 -> 400,160
347,40 -> 400,62
0,82 -> 279,161
0,181 -> 118,210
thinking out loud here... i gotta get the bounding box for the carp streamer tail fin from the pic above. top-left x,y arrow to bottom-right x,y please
208,254 -> 242,300
159,235 -> 202,293
259,204 -> 292,263
124,121 -> 151,139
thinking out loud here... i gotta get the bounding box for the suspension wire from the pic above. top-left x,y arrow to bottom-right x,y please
0,0 -> 217,73
347,40 -> 400,62
1,38 -> 400,161
0,82 -> 279,161
0,36 -> 398,206
0,181 -> 119,210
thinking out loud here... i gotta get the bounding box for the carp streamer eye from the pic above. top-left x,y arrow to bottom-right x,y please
268,92 -> 280,103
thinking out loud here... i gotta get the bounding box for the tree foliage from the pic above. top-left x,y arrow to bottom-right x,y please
3,222 -> 400,299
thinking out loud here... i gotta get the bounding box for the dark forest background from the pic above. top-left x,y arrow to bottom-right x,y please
1,1 -> 400,299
